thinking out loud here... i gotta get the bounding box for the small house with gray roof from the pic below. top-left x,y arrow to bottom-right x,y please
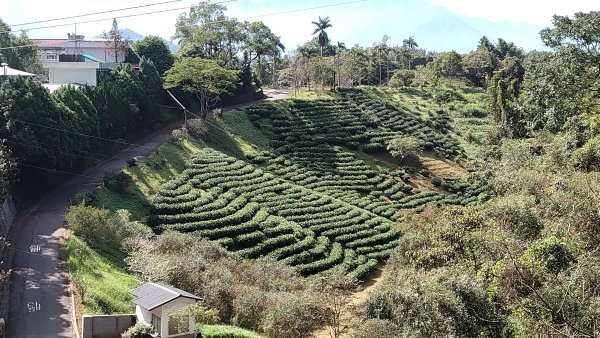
130,282 -> 201,337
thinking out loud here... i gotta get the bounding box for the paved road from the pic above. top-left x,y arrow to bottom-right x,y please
5,89 -> 289,338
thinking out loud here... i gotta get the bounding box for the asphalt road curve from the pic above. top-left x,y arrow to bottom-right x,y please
5,89 -> 289,337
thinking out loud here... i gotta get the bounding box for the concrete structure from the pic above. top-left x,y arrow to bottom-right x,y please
82,314 -> 136,338
130,283 -> 200,338
33,34 -> 128,86
33,34 -> 127,63
45,58 -> 100,86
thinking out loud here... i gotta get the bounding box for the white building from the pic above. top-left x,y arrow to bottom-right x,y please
130,282 -> 200,338
33,34 -> 127,63
33,34 -> 127,86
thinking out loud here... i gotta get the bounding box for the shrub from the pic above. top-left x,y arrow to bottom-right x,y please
431,177 -> 442,186
65,204 -> 114,245
351,319 -> 400,338
485,195 -> 542,239
387,136 -> 422,160
171,127 -> 187,140
121,322 -> 153,338
187,118 -> 209,136
262,294 -> 324,338
572,136 -> 600,171
103,170 -> 132,192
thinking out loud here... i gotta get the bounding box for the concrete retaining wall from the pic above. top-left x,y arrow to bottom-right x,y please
82,314 -> 136,338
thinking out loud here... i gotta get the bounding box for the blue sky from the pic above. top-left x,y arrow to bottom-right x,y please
2,0 -> 598,53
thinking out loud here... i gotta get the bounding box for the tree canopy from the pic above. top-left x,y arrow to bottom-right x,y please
130,36 -> 174,75
163,58 -> 240,120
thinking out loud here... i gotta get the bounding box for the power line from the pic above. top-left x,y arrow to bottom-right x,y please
6,139 -> 111,163
0,0 -> 366,50
19,163 -> 108,180
0,0 -> 237,37
10,118 -> 156,150
8,0 -> 190,28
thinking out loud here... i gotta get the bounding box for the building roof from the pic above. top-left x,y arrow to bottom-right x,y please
0,65 -> 35,76
129,283 -> 201,310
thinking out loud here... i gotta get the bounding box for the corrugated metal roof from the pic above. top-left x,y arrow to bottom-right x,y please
129,283 -> 200,310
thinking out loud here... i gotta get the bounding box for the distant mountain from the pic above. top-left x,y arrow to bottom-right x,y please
93,28 -> 179,52
414,12 -> 484,53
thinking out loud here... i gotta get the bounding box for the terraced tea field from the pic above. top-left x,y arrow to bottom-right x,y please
143,88 -> 487,277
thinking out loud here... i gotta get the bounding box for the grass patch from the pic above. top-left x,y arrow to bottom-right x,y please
200,325 -> 266,338
68,235 -> 139,314
219,109 -> 271,150
290,87 -> 340,100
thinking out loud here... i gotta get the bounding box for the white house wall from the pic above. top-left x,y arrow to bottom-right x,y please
47,66 -> 97,86
160,298 -> 197,338
135,305 -> 152,325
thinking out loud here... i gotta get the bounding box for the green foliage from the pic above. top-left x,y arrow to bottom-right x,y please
365,268 -> 502,337
200,325 -> 265,338
121,322 -> 153,338
0,18 -> 42,74
351,319 -> 400,338
462,48 -> 498,87
572,135 -> 600,171
163,58 -> 240,118
69,235 -> 140,314
432,51 -> 463,81
387,136 -> 422,160
131,35 -> 174,75
95,63 -> 157,137
388,70 -> 415,88
168,303 -> 220,330
487,57 -> 525,137
262,294 -> 325,338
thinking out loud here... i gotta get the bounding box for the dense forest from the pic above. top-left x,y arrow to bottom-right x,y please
1,3 -> 600,338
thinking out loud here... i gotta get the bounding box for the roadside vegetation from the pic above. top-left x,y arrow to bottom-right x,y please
3,2 -> 600,338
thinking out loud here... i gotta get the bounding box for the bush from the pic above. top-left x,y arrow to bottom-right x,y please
200,325 -> 265,338
188,118 -> 209,136
263,294 -> 324,338
485,195 -> 542,239
351,319 -> 400,338
103,170 -> 132,192
387,136 -> 422,160
572,136 -> 600,171
121,322 -> 153,338
65,204 -> 114,245
431,177 -> 442,186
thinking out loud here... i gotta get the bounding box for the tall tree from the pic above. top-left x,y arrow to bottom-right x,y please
163,58 -> 239,121
488,57 -> 525,137
174,2 -> 245,67
333,41 -> 346,88
245,21 -> 285,85
432,51 -> 464,85
130,36 -> 174,75
0,18 -> 42,74
312,16 -> 332,57
540,11 -> 600,76
103,18 -> 129,63
402,36 -> 418,69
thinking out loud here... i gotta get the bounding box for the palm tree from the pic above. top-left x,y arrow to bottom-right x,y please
402,36 -> 418,70
312,16 -> 332,56
402,36 -> 418,50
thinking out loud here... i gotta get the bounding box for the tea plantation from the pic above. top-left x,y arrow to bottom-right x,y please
145,88 -> 487,278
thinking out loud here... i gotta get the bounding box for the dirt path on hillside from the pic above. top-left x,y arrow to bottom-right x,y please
313,263 -> 389,338
4,89 -> 288,338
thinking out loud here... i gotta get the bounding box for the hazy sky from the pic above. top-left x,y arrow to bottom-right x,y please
2,0 -> 598,52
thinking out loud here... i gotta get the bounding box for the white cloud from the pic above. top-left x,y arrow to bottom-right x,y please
427,0 -> 598,25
